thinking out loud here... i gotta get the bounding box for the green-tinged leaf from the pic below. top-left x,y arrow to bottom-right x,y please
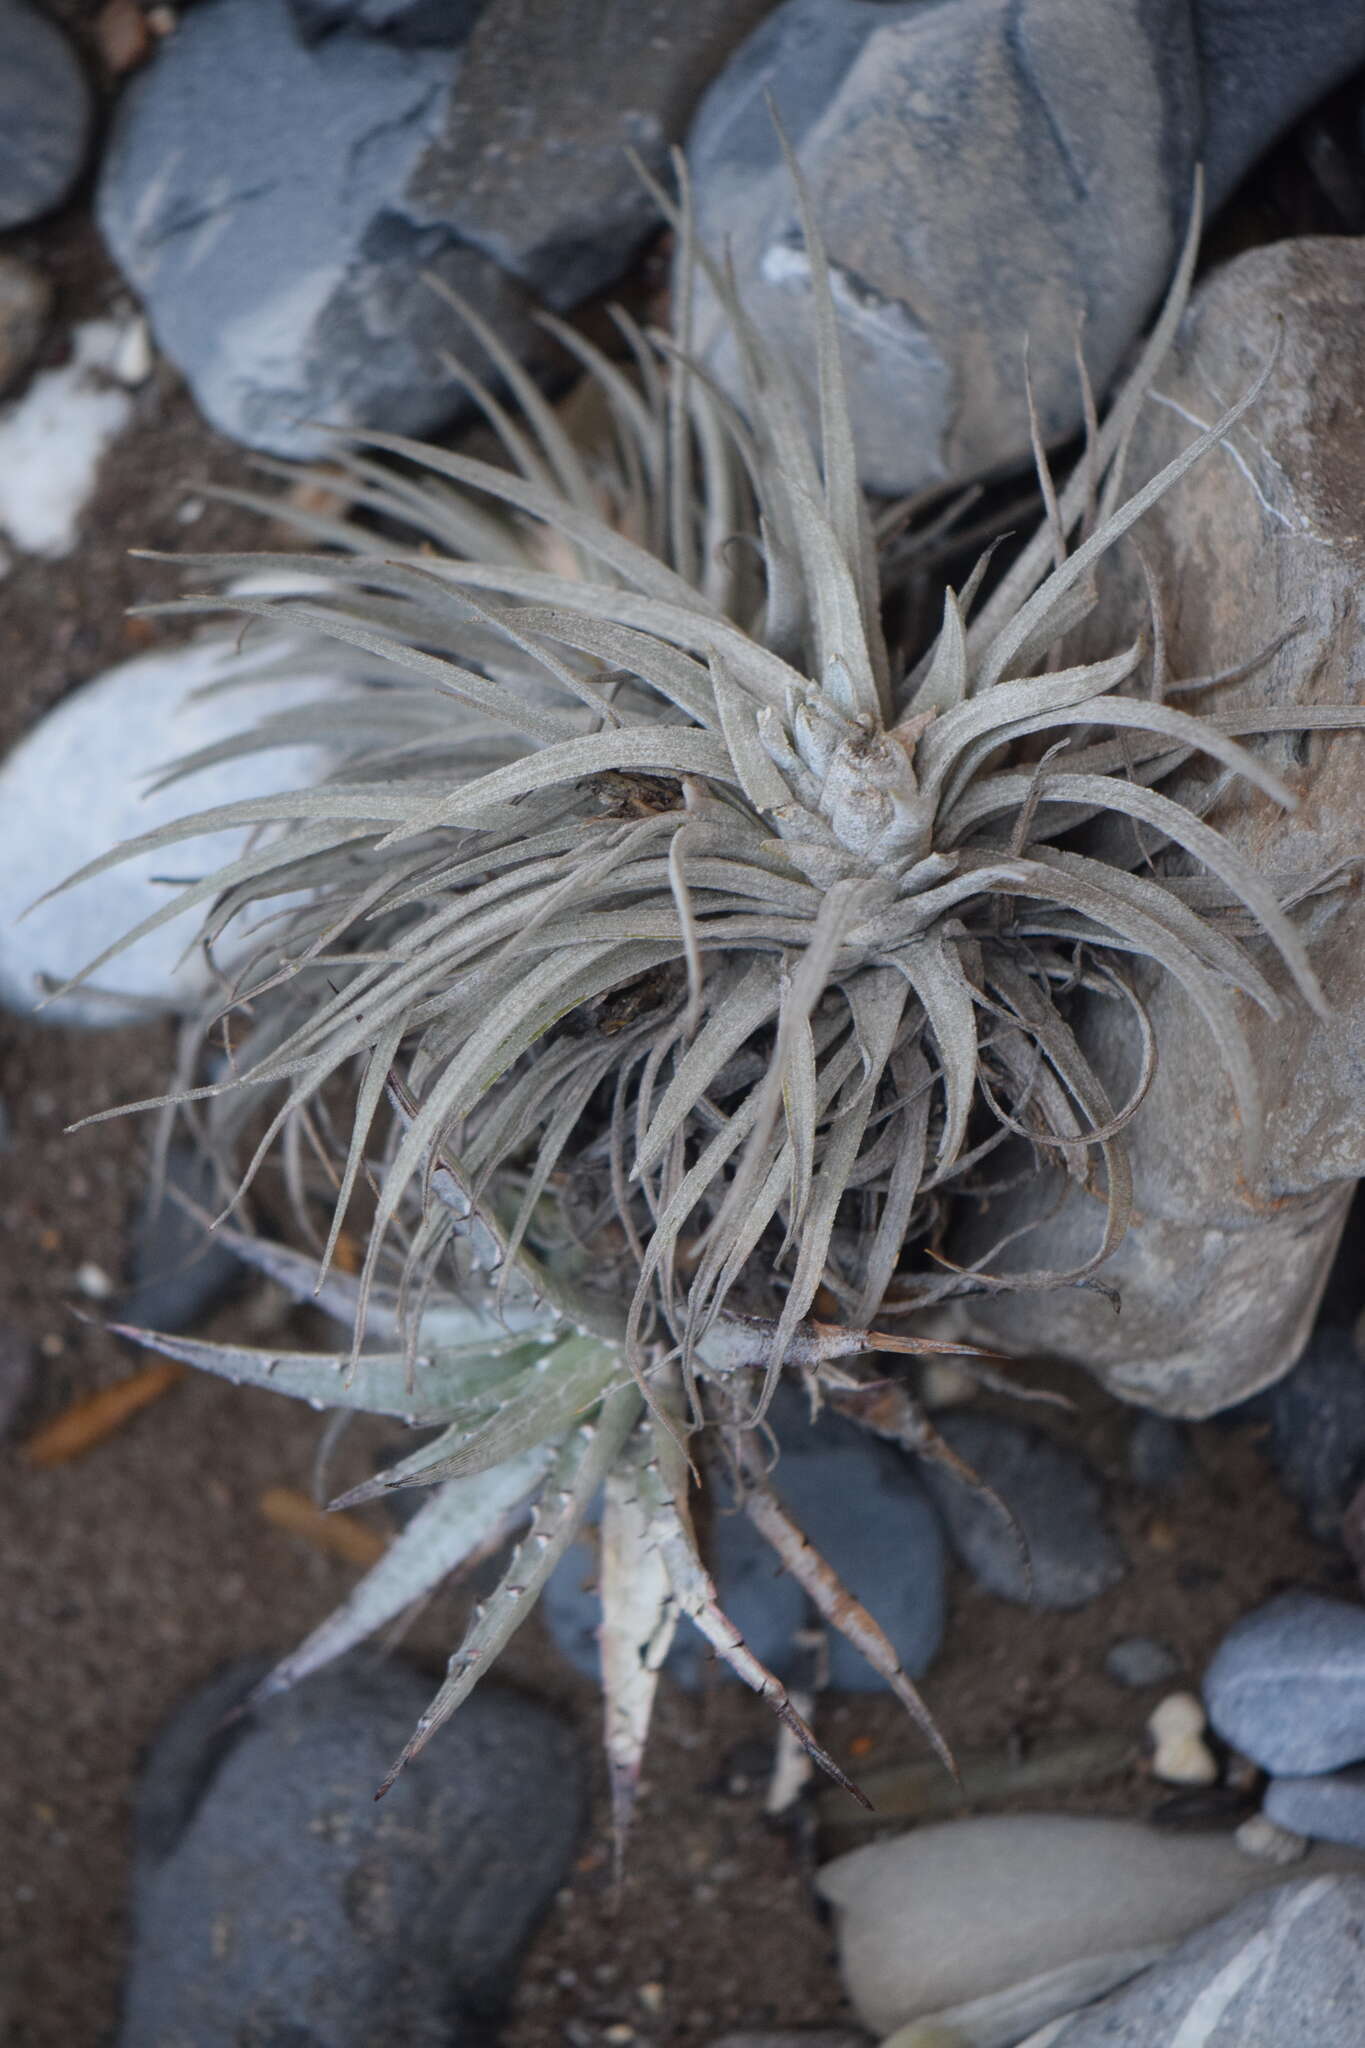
332,1332 -> 627,1503
109,1323 -> 532,1423
375,1384 -> 642,1794
250,1447 -> 555,1707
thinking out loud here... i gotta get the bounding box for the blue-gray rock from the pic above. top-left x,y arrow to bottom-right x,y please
119,1144 -> 243,1334
0,0 -> 92,230
290,0 -> 484,47
918,1413 -> 1125,1609
1265,1768 -> 1365,1852
1257,1328 -> 1365,1542
543,1392 -> 946,1690
120,1657 -> 585,2048
1107,1636 -> 1182,1689
404,0 -> 778,309
98,0 -> 539,458
684,0 -> 1365,494
1128,1413 -> 1191,1493
1205,1592 -> 1365,1775
1036,1876 -> 1365,2045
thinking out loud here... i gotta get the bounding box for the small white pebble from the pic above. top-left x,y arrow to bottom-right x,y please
75,1261 -> 114,1301
175,495 -> 205,526
920,1359 -> 978,1409
1236,1811 -> 1310,1865
111,315 -> 153,387
1149,1690 -> 1219,1786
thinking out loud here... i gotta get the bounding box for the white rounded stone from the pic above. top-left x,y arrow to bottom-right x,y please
0,633 -> 343,1025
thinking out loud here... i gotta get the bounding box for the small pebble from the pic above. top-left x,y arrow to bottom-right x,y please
94,0 -> 150,73
111,313 -> 153,386
1235,1811 -> 1310,1865
75,1260 -> 114,1301
1204,1590 -> 1365,1775
1149,1692 -> 1218,1787
918,1359 -> 978,1409
1264,1765 -> 1365,1852
1105,1636 -> 1180,1689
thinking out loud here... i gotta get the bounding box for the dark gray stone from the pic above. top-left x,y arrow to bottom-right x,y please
1039,1876 -> 1365,2045
1258,1328 -> 1365,1543
290,0 -> 484,47
684,0 -> 1365,495
1205,1591 -> 1365,1775
97,0 -> 540,457
119,1144 -> 243,1335
405,0 -> 777,309
1107,1636 -> 1182,1689
1265,1767 -> 1365,1852
919,1413 -> 1125,1610
1127,1414 -> 1191,1493
0,0 -> 92,230
544,1391 -> 946,1691
120,1657 -> 585,2048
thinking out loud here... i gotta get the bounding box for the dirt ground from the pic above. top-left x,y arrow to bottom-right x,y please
3,56 -> 1365,2048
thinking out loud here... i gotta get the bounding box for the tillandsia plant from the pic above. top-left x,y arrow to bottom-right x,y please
50,161 -> 1365,1835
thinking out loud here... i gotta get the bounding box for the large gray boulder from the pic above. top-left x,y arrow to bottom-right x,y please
1030,1875 -> 1365,2046
685,0 -> 1365,493
956,237 -> 1365,1416
817,1812 -> 1363,2042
